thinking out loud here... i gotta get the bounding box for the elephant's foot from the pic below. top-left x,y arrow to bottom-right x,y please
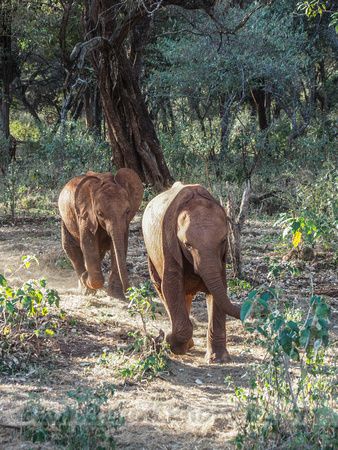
81,271 -> 104,290
205,346 -> 231,364
107,284 -> 126,301
78,280 -> 96,296
166,333 -> 194,355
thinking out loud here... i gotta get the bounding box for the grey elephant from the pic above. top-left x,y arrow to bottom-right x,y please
142,182 -> 241,363
58,169 -> 143,299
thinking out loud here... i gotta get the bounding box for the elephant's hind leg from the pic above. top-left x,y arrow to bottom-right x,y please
148,257 -> 163,302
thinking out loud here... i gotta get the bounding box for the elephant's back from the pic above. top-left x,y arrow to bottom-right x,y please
142,182 -> 188,237
142,183 -> 183,273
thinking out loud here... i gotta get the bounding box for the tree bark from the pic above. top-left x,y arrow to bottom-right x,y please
81,1 -> 218,191
251,82 -> 268,131
84,84 -> 102,136
0,0 -> 12,139
222,182 -> 250,279
81,3 -> 174,191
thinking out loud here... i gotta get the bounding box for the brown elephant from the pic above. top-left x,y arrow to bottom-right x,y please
58,169 -> 143,300
142,182 -> 241,363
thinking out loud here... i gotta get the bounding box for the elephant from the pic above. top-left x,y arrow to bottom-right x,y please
142,181 -> 241,363
58,169 -> 143,300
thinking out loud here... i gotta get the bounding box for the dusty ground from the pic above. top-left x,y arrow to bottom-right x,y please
0,210 -> 337,449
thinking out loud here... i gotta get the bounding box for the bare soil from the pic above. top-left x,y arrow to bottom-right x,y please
0,211 -> 337,449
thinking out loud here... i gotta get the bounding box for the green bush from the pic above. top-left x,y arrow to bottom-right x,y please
118,282 -> 169,380
0,256 -> 62,338
0,123 -> 111,218
276,162 -> 338,253
22,123 -> 111,189
0,256 -> 65,372
22,384 -> 124,449
230,286 -> 337,449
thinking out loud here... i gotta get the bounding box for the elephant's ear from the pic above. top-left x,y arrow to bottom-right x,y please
115,168 -> 144,219
163,186 -> 194,270
196,185 -> 218,203
87,171 -> 115,183
75,176 -> 102,234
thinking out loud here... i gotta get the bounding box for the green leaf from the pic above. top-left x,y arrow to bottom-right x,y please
291,221 -> 301,232
287,320 -> 299,333
315,303 -> 329,319
274,315 -> 285,331
256,325 -> 268,338
267,287 -> 278,299
257,298 -> 268,309
248,290 -> 258,301
260,291 -> 272,302
279,329 -> 293,355
290,347 -> 300,361
5,301 -> 15,315
0,274 -> 7,287
240,300 -> 253,323
318,318 -> 328,331
310,295 -> 319,306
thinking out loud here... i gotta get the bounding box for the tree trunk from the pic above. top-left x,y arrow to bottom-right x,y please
251,81 -> 268,131
0,0 -> 12,139
79,0 -> 222,191
82,2 -> 174,192
84,84 -> 102,137
97,47 -> 173,191
221,182 -> 250,279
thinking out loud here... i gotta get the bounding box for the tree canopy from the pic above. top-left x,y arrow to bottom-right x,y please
1,0 -> 337,189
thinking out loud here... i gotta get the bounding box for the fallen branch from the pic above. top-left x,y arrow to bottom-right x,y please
0,422 -> 20,430
250,190 -> 281,205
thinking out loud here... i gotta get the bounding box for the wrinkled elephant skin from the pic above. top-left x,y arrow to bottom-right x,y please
58,169 -> 143,300
142,182 -> 241,363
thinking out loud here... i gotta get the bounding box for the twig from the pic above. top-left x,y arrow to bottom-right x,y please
0,422 -> 20,430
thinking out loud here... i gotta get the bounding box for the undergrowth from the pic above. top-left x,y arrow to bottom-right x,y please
22,384 -> 124,449
0,255 -> 66,373
97,282 -> 170,381
229,286 -> 337,449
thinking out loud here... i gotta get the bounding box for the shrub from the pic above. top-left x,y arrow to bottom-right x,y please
22,384 -> 124,448
275,162 -> 338,254
0,256 -> 65,372
98,282 -> 170,381
230,286 -> 337,449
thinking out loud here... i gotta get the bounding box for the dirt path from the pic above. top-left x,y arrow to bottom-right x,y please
0,213 -> 337,449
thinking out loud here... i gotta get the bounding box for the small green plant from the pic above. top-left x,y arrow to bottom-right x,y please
22,384 -> 124,448
228,278 -> 252,294
0,256 -> 63,338
115,282 -> 170,380
230,286 -> 337,448
127,281 -> 162,334
0,256 -> 65,372
276,214 -> 321,250
120,339 -> 169,379
264,256 -> 301,279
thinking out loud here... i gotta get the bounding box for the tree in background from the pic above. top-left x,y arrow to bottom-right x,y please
144,0 -> 337,182
0,0 -> 14,138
